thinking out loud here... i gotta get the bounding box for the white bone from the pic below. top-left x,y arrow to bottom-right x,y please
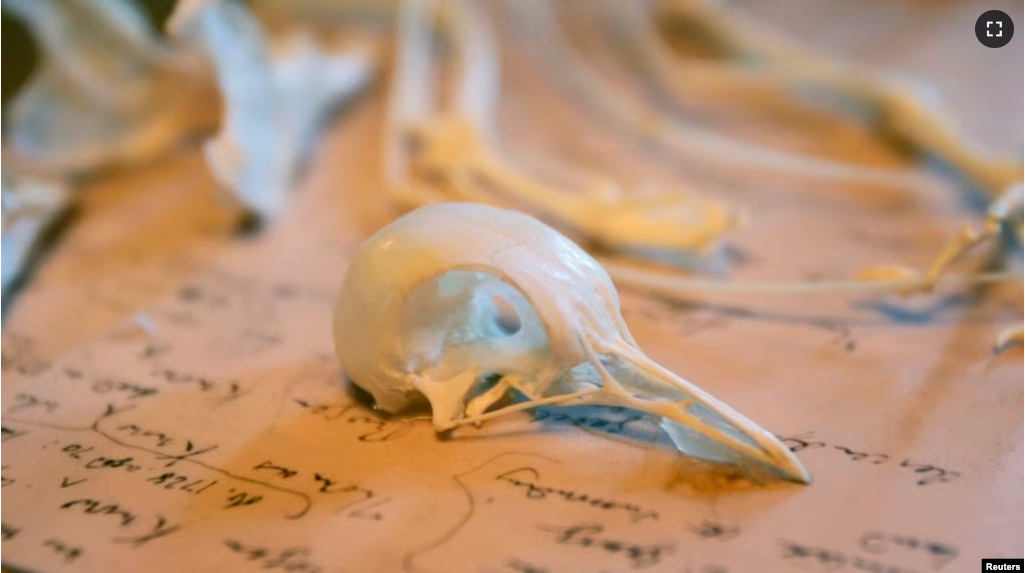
510,0 -> 929,191
600,185 -> 1023,298
1,173 -> 71,293
385,0 -> 1018,307
655,0 -> 1023,199
334,202 -> 811,483
511,0 -> 1023,301
3,0 -> 216,175
169,0 -> 378,222
856,184 -> 1024,294
386,0 -> 735,255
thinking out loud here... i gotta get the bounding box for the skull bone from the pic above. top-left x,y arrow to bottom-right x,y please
334,202 -> 809,483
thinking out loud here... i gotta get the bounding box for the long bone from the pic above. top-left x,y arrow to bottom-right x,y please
653,0 -> 1024,297
515,0 -> 1022,304
655,0 -> 1023,200
599,185 -> 1023,297
384,0 -> 1022,337
385,0 -> 736,254
857,184 -> 1023,292
1,0 -> 211,296
2,0 -> 217,175
334,202 -> 811,483
508,0 -> 929,191
169,0 -> 378,223
1,173 -> 72,295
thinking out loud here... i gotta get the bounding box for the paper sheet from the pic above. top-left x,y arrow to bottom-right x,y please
2,2 -> 1022,572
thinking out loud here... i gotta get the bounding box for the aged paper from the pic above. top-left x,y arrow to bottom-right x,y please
2,2 -> 1022,572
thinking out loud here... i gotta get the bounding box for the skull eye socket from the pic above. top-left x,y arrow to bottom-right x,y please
400,269 -> 549,379
487,294 -> 521,336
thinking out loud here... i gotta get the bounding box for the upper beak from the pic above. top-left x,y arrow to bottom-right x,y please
585,340 -> 811,484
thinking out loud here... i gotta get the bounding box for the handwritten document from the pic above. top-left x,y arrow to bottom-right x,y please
2,4 -> 1023,571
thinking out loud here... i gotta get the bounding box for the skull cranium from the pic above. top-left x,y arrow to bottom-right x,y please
334,202 -> 809,483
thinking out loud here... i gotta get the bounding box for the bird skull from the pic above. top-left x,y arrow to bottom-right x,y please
334,203 -> 809,483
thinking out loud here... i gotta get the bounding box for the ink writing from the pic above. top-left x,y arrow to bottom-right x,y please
498,467 -> 658,522
537,523 -> 673,569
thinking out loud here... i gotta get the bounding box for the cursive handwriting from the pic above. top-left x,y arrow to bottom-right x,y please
293,398 -> 414,442
692,520 -> 740,541
60,498 -> 137,527
113,516 -> 183,547
108,423 -> 219,467
777,434 -> 960,486
150,368 -> 250,406
249,460 -> 378,513
859,532 -> 958,569
7,393 -> 58,413
42,538 -> 83,562
497,467 -> 658,522
92,379 -> 158,400
223,539 -> 324,573
537,523 -> 673,569
254,460 -> 299,479
63,443 -> 142,474
779,539 -> 922,573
